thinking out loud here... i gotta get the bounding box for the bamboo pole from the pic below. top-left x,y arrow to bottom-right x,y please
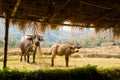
11,0 -> 21,17
3,18 -> 10,68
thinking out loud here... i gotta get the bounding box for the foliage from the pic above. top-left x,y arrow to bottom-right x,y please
58,31 -> 119,48
0,65 -> 119,80
0,40 -> 4,47
8,41 -> 18,48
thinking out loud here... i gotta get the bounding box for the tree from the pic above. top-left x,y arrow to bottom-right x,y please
0,40 -> 4,47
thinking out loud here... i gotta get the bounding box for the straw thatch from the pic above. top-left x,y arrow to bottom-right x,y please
0,0 -> 120,36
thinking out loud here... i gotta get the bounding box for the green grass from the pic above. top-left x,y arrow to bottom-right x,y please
0,55 -> 120,71
0,65 -> 119,80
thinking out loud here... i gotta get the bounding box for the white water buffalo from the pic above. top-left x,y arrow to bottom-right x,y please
50,44 -> 82,67
19,34 -> 43,63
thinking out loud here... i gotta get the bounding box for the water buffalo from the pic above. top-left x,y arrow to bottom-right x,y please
50,44 -> 82,67
19,34 -> 43,63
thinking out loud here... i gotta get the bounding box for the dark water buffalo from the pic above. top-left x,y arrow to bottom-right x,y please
19,34 -> 43,63
50,44 -> 82,67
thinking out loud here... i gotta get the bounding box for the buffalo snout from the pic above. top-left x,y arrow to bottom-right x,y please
76,50 -> 79,52
35,41 -> 40,46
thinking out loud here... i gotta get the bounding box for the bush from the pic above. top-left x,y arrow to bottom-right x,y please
0,65 -> 119,80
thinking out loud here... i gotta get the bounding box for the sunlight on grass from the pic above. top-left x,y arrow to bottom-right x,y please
0,55 -> 120,71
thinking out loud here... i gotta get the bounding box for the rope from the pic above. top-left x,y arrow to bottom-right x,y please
36,46 -> 45,67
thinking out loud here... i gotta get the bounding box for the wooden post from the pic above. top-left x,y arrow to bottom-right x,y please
3,18 -> 9,68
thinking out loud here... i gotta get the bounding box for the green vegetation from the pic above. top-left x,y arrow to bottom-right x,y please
58,32 -> 119,48
0,40 -> 4,47
0,65 -> 119,80
8,41 -> 18,48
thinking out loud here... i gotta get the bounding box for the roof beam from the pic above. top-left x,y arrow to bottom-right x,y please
49,0 -> 71,22
0,3 -> 46,11
92,8 -> 120,23
103,18 -> 120,21
77,1 -> 111,10
11,0 -> 21,17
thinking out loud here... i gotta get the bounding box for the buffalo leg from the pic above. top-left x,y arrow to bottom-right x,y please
33,52 -> 36,63
65,56 -> 69,67
25,49 -> 29,62
20,52 -> 24,62
51,54 -> 56,66
27,53 -> 30,63
20,54 -> 22,62
24,55 -> 26,61
51,57 -> 54,66
33,46 -> 37,63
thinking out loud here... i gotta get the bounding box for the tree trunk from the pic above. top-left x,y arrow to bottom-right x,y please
3,18 -> 9,68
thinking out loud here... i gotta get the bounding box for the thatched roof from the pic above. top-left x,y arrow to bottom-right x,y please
0,0 -> 120,35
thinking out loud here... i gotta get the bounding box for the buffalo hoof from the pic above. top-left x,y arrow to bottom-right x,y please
51,64 -> 54,67
32,61 -> 35,64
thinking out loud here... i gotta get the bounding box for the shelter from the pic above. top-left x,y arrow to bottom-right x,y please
0,0 -> 120,68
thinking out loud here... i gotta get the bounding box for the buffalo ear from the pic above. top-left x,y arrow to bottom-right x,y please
69,46 -> 75,49
69,46 -> 73,49
77,46 -> 82,49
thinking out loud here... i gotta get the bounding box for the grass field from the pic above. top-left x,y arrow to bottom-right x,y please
0,55 -> 120,71
0,46 -> 120,71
